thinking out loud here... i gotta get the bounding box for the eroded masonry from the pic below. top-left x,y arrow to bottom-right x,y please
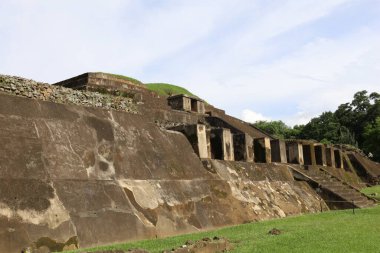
0,73 -> 379,253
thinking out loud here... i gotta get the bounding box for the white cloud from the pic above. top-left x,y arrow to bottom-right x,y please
241,109 -> 271,123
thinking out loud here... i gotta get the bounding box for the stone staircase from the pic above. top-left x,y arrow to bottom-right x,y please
289,166 -> 376,208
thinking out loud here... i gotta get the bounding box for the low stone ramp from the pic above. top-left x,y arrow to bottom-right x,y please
289,165 -> 376,209
205,115 -> 271,139
347,152 -> 380,185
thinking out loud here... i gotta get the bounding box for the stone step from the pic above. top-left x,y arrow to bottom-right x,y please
322,185 -> 347,191
353,200 -> 373,208
337,194 -> 366,202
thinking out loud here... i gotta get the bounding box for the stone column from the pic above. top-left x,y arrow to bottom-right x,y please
197,101 -> 205,114
183,96 -> 192,112
169,124 -> 210,159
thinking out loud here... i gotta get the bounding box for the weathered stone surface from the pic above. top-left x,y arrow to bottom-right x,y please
0,92 -> 325,252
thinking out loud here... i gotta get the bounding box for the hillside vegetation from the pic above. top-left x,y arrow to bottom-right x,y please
64,205 -> 380,253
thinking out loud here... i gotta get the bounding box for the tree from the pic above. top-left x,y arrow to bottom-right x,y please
334,91 -> 380,147
298,111 -> 357,146
253,120 -> 297,139
362,117 -> 380,162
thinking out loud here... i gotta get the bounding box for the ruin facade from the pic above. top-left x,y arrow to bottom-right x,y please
0,73 -> 378,253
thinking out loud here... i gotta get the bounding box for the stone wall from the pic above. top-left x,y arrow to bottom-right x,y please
0,75 -> 137,113
0,92 -> 324,253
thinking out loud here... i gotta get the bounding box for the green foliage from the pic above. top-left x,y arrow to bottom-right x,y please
252,90 -> 379,161
253,120 -> 299,139
362,117 -> 380,161
297,90 -> 379,161
64,206 -> 380,253
334,91 -> 380,145
145,83 -> 198,97
299,111 -> 357,146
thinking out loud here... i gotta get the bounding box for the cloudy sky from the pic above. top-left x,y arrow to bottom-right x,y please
1,0 -> 379,126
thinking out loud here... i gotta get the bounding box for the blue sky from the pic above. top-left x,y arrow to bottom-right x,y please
0,0 -> 379,126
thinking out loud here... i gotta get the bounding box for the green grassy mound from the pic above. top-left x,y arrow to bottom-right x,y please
99,73 -> 199,98
99,72 -> 144,86
145,83 -> 197,97
63,205 -> 380,253
361,185 -> 380,201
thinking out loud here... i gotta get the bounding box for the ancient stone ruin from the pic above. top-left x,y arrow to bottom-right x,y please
0,72 -> 379,253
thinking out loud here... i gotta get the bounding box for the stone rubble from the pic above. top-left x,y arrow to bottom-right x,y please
0,74 -> 137,113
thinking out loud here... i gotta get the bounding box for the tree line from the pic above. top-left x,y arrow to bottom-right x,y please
253,90 -> 380,162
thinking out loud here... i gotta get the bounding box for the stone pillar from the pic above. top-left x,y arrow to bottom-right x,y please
270,139 -> 287,163
181,96 -> 191,112
254,137 -> 271,163
233,133 -> 254,162
197,101 -> 205,114
286,141 -> 304,165
302,143 -> 316,166
210,128 -> 234,161
314,144 -> 327,166
325,146 -> 335,167
334,149 -> 344,169
206,128 -> 212,159
169,124 -> 210,159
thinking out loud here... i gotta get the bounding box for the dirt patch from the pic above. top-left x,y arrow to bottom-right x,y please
163,237 -> 232,253
268,228 -> 281,235
83,250 -> 148,253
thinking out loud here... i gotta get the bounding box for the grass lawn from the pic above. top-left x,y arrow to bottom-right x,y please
64,205 -> 380,253
361,185 -> 380,201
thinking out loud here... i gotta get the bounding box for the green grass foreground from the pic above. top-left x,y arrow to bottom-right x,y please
361,185 -> 380,201
64,205 -> 380,253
